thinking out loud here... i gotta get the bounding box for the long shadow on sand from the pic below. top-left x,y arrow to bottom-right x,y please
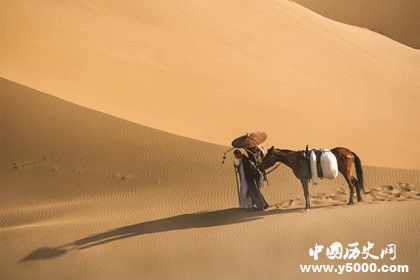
21,206 -> 315,262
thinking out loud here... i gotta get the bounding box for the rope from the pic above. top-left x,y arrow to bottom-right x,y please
265,162 -> 281,175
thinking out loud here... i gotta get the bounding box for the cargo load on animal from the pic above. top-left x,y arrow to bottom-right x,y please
309,148 -> 339,185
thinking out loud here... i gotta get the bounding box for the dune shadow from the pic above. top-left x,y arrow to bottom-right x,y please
21,206 -> 306,262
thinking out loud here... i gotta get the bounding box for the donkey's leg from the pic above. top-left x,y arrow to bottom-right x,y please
343,173 -> 355,205
300,179 -> 311,210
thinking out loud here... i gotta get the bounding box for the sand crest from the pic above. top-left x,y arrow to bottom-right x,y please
1,79 -> 419,279
1,0 -> 419,169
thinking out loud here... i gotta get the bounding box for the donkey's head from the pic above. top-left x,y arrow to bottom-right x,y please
259,146 -> 278,171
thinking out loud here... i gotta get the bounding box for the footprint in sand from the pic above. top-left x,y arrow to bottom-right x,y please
13,161 -> 33,169
12,156 -> 49,169
116,174 -> 132,181
336,188 -> 348,195
291,198 -> 303,207
367,183 -> 420,202
275,198 -> 296,209
277,183 -> 419,209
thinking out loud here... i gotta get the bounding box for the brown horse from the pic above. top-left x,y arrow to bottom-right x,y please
259,146 -> 364,210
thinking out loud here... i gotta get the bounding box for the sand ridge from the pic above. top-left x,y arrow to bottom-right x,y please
295,0 -> 420,49
1,79 -> 420,279
1,0 -> 420,169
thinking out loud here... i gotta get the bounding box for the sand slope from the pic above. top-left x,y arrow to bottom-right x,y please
1,79 -> 420,279
295,0 -> 420,49
1,0 -> 420,169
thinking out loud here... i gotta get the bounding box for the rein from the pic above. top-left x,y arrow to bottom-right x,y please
265,162 -> 281,175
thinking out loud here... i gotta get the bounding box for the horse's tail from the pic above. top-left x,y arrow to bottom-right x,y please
352,152 -> 365,192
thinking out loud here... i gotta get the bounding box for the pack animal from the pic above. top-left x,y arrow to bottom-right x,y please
259,147 -> 364,210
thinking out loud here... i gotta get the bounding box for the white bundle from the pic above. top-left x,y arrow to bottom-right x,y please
320,149 -> 339,179
310,150 -> 319,185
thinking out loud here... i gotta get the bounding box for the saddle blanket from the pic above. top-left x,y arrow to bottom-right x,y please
310,148 -> 338,185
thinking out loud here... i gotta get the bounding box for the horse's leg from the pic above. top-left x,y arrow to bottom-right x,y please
336,151 -> 356,205
343,172 -> 355,205
347,154 -> 362,202
352,176 -> 363,202
300,179 -> 310,210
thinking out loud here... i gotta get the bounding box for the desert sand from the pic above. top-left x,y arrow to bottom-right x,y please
1,0 -> 419,169
1,0 -> 420,279
295,0 -> 420,49
1,79 -> 420,279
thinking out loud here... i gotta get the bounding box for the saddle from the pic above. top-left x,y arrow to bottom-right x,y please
313,149 -> 324,178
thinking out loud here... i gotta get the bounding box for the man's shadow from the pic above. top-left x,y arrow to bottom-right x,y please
21,206 -> 304,262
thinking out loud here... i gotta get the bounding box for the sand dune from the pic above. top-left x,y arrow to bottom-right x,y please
1,79 -> 419,279
1,1 -> 420,278
295,0 -> 420,49
1,0 -> 419,169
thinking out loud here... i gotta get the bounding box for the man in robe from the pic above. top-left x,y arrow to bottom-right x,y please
246,145 -> 265,165
234,149 -> 269,210
246,144 -> 270,185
